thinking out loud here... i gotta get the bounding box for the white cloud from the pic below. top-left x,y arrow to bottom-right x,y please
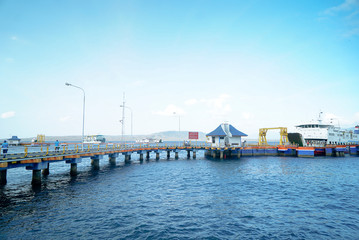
324,0 -> 359,15
153,104 -> 185,116
59,116 -> 71,122
242,112 -> 253,120
200,94 -> 232,116
323,112 -> 355,126
1,111 -> 15,119
185,98 -> 198,105
11,36 -> 18,41
132,80 -> 145,87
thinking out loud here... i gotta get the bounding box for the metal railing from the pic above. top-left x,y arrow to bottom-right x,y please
0,142 -> 211,161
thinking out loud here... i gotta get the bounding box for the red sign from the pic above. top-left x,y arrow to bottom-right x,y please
188,132 -> 199,140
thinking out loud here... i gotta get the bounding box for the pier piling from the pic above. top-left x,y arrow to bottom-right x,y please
65,158 -> 82,176
0,170 -> 7,185
42,162 -> 50,176
124,155 -> 131,164
70,163 -> 77,176
109,157 -> 116,165
32,170 -> 41,186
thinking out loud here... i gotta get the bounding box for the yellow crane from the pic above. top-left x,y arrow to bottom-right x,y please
258,127 -> 288,146
37,134 -> 45,143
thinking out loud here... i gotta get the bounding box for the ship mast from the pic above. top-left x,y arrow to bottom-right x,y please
318,111 -> 323,124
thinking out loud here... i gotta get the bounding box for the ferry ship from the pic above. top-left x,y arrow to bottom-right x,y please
135,138 -> 162,144
288,113 -> 359,147
83,135 -> 106,144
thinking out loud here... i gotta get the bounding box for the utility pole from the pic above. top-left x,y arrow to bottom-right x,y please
121,93 -> 125,143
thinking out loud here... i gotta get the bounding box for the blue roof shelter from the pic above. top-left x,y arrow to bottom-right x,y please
207,123 -> 247,147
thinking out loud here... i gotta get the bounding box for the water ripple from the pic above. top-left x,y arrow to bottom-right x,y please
1,156 -> 359,239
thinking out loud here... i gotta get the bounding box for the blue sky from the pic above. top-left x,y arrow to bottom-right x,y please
1,0 -> 359,139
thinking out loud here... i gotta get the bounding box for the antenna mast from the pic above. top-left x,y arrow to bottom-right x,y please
121,92 -> 125,142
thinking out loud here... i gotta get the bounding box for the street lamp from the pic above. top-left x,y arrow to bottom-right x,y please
120,105 -> 133,137
65,82 -> 85,148
173,112 -> 181,146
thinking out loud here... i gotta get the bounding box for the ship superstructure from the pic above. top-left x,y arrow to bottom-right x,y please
289,113 -> 359,146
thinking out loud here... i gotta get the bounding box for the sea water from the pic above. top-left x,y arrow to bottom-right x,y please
1,152 -> 359,239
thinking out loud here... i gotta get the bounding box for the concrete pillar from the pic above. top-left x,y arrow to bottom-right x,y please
237,151 -> 241,159
212,152 -> 216,158
156,152 -> 160,160
70,163 -> 77,176
125,155 -> 131,163
146,152 -> 150,159
91,159 -> 100,170
42,162 -> 50,176
220,151 -> 224,159
0,170 -> 7,185
32,170 -> 41,186
109,157 -> 116,165
193,151 -> 196,159
167,151 -> 170,159
139,154 -> 144,162
175,152 -> 179,159
187,151 -> 190,158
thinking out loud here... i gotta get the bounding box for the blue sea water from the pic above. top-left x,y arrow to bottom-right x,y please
1,152 -> 359,239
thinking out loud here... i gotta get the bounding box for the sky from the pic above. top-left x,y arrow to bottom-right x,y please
0,0 -> 359,140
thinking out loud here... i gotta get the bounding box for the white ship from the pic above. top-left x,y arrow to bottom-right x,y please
135,138 -> 162,144
83,135 -> 106,144
288,113 -> 359,146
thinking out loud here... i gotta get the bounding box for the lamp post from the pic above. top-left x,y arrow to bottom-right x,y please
65,82 -> 85,148
173,112 -> 181,146
120,105 -> 133,137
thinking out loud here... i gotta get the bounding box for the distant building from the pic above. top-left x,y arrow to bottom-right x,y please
8,136 -> 21,146
206,123 -> 247,147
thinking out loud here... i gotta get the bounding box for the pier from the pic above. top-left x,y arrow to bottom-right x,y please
1,143 -> 359,186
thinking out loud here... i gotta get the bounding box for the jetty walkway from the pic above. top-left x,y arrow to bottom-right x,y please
1,143 -> 359,186
0,143 -> 206,186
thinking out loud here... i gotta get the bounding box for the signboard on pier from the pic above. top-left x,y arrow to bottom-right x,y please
188,132 -> 199,140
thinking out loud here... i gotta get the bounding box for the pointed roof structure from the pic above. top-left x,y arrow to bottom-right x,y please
229,125 -> 247,137
206,125 -> 227,137
8,136 -> 21,141
206,123 -> 247,137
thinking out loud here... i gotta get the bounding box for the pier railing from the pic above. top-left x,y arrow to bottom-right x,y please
0,142 -> 211,162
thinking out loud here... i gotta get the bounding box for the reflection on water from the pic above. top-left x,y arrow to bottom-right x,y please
1,153 -> 359,239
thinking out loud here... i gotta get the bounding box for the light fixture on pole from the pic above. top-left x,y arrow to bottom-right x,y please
120,105 -> 133,137
65,82 -> 85,149
173,112 -> 181,146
